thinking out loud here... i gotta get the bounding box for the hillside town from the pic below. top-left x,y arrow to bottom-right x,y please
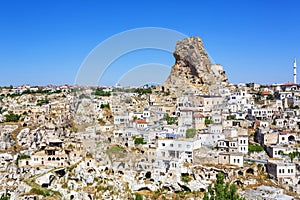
0,37 -> 300,200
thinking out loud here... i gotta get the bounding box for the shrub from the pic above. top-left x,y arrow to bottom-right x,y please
205,118 -> 213,125
203,172 -> 245,200
100,104 -> 110,109
134,137 -> 146,145
186,128 -> 197,138
94,88 -> 111,96
36,98 -> 49,106
164,114 -> 177,125
135,193 -> 143,200
4,112 -> 20,122
248,144 -> 264,154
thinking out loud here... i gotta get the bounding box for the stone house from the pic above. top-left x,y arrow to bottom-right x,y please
218,152 -> 244,167
267,160 -> 296,181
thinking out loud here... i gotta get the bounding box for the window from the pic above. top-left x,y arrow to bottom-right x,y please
162,143 -> 165,147
279,169 -> 281,173
170,143 -> 173,147
178,144 -> 182,148
291,169 -> 293,173
187,145 -> 191,148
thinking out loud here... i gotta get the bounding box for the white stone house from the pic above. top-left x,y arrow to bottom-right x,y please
218,152 -> 244,167
198,133 -> 225,147
178,108 -> 193,127
207,124 -> 223,134
267,160 -> 296,180
114,114 -> 130,126
156,138 -> 202,172
278,132 -> 296,144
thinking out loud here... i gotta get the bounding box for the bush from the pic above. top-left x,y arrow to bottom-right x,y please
36,98 -> 49,106
100,104 -> 110,109
248,144 -> 264,154
186,128 -> 197,138
94,88 -> 111,96
227,115 -> 236,120
134,88 -> 152,95
4,112 -> 20,122
134,137 -> 146,145
0,194 -> 10,200
205,118 -> 213,125
135,193 -> 143,200
164,114 -> 177,125
181,174 -> 191,182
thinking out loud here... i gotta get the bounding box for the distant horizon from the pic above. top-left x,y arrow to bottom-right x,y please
1,80 -> 299,88
1,0 -> 300,86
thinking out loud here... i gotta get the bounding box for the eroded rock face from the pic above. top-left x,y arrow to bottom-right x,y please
164,36 -> 228,95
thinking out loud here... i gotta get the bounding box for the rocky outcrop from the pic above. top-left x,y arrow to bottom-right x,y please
164,36 -> 228,95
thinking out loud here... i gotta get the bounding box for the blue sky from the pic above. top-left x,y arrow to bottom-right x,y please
0,0 -> 300,86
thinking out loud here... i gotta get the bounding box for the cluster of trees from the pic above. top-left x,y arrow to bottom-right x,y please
134,137 -> 146,145
94,88 -> 111,96
279,150 -> 300,162
134,87 -> 152,95
164,114 -> 177,125
248,144 -> 264,154
203,172 -> 245,200
6,88 -> 61,98
4,111 -> 21,122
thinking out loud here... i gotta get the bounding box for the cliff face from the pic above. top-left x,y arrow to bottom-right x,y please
164,36 -> 228,95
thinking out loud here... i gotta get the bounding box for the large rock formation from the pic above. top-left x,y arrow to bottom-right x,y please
164,36 -> 228,95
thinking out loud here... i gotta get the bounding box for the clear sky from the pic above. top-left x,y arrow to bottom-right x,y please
0,0 -> 300,86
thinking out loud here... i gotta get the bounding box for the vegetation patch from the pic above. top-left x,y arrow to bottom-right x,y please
94,88 -> 111,96
248,144 -> 264,154
164,114 -> 177,125
186,128 -> 197,138
4,111 -> 21,122
203,172 -> 245,200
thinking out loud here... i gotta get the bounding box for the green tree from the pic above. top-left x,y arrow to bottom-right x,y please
203,172 -> 245,200
248,144 -> 264,154
36,97 -> 49,106
100,104 -> 110,109
205,118 -> 213,125
135,193 -> 143,200
186,128 -> 197,138
266,94 -> 274,100
164,114 -> 177,125
227,115 -> 236,120
94,88 -> 111,96
134,137 -> 146,145
0,193 -> 9,200
4,111 -> 20,122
